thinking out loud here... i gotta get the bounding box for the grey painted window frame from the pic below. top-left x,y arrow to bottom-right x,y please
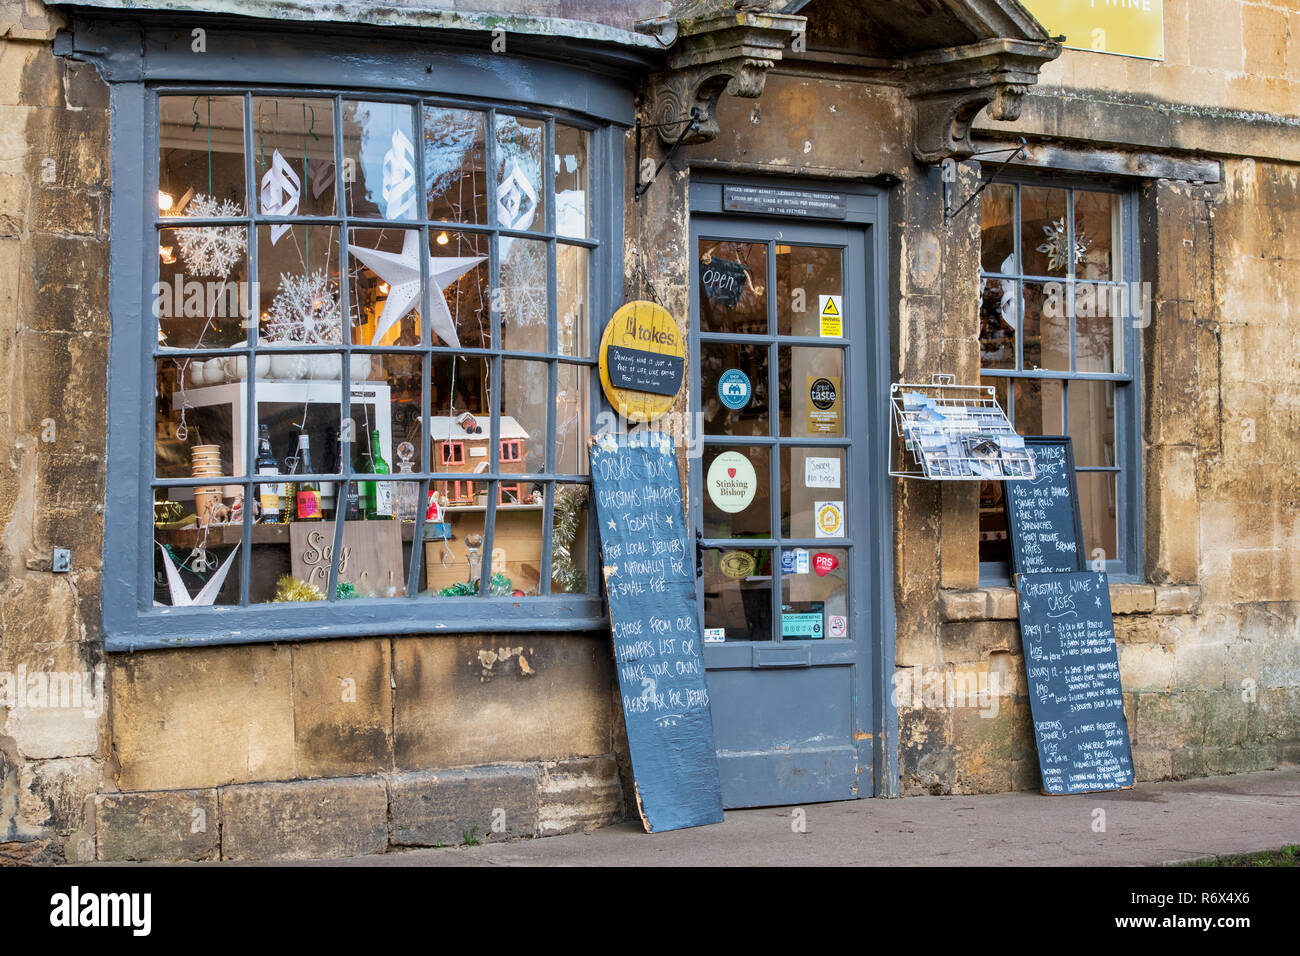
978,172 -> 1144,585
95,19 -> 635,651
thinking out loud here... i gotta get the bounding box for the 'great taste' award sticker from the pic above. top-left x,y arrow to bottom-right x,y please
707,451 -> 757,514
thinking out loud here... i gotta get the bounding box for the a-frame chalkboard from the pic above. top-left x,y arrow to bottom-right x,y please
1003,436 -> 1087,576
589,431 -> 725,833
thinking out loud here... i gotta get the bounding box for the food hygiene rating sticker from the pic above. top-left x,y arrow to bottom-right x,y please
707,451 -> 757,514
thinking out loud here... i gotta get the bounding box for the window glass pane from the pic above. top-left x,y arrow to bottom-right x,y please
1068,380 -> 1116,467
775,244 -> 842,337
1074,190 -> 1120,281
357,352 -> 423,474
257,225 -> 341,347
494,114 -> 546,232
1075,283 -> 1121,374
348,227 -> 424,347
556,363 -> 590,475
702,547 -> 772,642
252,96 -> 336,218
156,224 -> 251,350
152,514 -> 244,606
551,482 -> 591,594
978,376 -> 1012,565
981,182 -> 1016,273
979,276 -> 1017,370
428,229 -> 490,350
342,101 -> 418,221
782,547 -> 847,641
702,445 -> 770,539
1078,472 -> 1118,564
1020,185 -> 1070,277
699,240 -> 766,334
501,359 -> 549,473
159,95 -> 245,220
1021,280 -> 1070,372
1014,378 -> 1064,435
156,356 -> 238,480
701,342 -> 769,437
780,347 -> 844,437
431,353 -> 487,427
423,106 -> 487,224
554,124 -> 588,239
556,243 -> 589,358
780,447 -> 846,538
499,236 -> 548,352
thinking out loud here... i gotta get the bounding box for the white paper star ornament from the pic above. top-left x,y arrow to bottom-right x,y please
348,231 -> 484,347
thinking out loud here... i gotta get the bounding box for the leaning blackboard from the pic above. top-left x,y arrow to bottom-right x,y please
1003,436 -> 1086,575
589,432 -> 725,832
1016,570 -> 1134,795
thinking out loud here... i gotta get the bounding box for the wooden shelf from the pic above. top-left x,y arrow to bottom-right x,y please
154,503 -> 548,549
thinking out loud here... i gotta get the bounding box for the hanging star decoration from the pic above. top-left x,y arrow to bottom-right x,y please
176,194 -> 246,277
347,230 -> 484,347
155,542 -> 240,607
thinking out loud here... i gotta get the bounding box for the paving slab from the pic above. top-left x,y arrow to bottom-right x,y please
304,768 -> 1300,867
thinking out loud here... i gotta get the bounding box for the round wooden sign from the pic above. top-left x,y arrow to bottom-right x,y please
598,300 -> 685,423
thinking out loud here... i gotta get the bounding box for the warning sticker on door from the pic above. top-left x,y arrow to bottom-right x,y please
818,294 -> 842,338
828,615 -> 848,638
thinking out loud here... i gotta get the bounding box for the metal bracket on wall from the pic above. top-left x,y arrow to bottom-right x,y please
942,138 -> 1027,223
634,108 -> 701,202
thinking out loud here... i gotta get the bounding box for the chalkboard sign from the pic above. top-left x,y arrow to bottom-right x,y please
589,432 -> 725,832
699,256 -> 749,306
1016,570 -> 1134,795
1003,436 -> 1085,575
606,344 -> 684,397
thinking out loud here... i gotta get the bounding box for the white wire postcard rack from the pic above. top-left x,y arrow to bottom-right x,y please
889,375 -> 1036,481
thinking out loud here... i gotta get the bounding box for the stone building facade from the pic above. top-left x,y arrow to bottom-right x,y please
0,0 -> 1296,863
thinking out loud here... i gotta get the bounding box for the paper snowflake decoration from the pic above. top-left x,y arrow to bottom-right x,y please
263,271 -> 342,345
1036,217 -> 1090,272
175,194 -> 247,277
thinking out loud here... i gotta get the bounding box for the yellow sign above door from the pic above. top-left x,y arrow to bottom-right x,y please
1022,0 -> 1164,61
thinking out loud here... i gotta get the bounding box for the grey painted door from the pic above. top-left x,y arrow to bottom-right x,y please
690,214 -> 877,808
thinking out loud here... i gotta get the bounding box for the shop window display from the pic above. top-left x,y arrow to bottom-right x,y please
152,92 -> 594,608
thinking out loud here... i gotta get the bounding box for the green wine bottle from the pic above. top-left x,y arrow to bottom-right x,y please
362,427 -> 393,520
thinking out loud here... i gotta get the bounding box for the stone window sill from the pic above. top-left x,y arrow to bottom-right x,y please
939,583 -> 1202,622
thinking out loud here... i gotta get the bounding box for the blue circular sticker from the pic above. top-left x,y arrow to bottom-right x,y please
718,369 -> 752,410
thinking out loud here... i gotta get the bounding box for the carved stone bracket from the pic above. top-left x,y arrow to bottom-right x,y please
639,12 -> 805,146
906,38 -> 1061,164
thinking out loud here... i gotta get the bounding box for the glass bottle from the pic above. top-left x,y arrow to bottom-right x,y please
362,427 -> 393,520
255,423 -> 283,524
293,433 -> 322,521
393,441 -> 419,521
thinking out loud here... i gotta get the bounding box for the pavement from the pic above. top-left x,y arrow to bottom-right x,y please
315,768 -> 1300,867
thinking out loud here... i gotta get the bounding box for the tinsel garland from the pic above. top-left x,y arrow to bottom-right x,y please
272,575 -> 324,602
439,572 -> 511,597
550,484 -> 588,593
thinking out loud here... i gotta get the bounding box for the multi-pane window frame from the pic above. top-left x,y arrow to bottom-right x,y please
977,173 -> 1143,585
112,81 -> 619,650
